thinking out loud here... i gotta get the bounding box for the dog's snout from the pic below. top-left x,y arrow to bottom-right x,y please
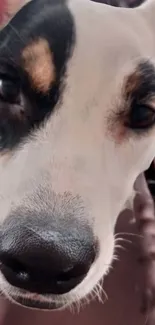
0,212 -> 97,295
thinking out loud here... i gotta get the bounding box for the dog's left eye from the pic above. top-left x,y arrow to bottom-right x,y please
127,104 -> 155,130
0,79 -> 20,104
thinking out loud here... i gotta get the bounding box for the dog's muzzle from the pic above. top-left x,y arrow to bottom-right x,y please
0,210 -> 97,307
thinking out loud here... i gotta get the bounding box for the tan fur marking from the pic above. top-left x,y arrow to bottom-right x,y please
146,96 -> 155,110
108,68 -> 143,144
125,69 -> 141,98
22,38 -> 55,93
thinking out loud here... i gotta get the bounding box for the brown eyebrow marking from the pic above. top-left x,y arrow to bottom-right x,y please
124,69 -> 141,99
108,61 -> 155,144
124,61 -> 155,103
22,38 -> 56,93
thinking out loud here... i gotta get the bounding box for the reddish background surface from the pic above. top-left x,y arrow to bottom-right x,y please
0,0 -> 6,23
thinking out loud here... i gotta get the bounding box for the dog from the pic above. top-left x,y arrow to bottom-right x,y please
0,0 -> 155,311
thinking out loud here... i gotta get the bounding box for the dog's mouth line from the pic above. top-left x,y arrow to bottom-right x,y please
0,279 -> 70,309
8,289 -> 66,304
6,292 -> 67,311
8,292 -> 67,310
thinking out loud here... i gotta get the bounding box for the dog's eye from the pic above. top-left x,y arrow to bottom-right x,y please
127,104 -> 155,130
0,79 -> 20,104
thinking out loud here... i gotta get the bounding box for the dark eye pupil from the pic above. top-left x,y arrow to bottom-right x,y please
0,79 -> 20,104
128,104 -> 155,130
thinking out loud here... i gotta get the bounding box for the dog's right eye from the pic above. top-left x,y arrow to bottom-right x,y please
0,77 -> 30,150
0,79 -> 21,104
126,104 -> 155,131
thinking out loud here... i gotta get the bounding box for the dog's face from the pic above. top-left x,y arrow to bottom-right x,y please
0,0 -> 155,311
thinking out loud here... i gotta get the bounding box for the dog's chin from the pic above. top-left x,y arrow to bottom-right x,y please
9,294 -> 66,311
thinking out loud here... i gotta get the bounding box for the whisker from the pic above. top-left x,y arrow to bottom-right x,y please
114,244 -> 127,252
115,237 -> 133,245
113,254 -> 119,262
115,232 -> 143,239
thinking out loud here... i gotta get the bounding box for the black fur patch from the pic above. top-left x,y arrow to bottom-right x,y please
121,61 -> 155,132
126,61 -> 155,103
0,0 -> 75,150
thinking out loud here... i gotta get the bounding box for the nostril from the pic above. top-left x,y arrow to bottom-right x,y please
0,254 -> 30,284
0,253 -> 26,274
56,264 -> 88,283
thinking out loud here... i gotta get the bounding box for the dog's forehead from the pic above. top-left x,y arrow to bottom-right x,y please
70,1 -> 152,67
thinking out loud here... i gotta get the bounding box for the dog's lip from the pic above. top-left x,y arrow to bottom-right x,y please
10,294 -> 65,311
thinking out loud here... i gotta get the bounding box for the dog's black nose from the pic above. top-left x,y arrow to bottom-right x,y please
0,213 -> 96,295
